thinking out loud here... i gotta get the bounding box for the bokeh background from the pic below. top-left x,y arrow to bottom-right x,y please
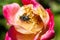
0,0 -> 60,40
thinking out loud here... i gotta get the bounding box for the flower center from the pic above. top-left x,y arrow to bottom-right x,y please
15,4 -> 49,34
20,15 -> 30,21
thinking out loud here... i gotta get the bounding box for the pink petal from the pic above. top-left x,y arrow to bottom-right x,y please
40,9 -> 55,40
40,30 -> 55,40
46,9 -> 54,29
5,32 -> 11,40
3,3 -> 20,25
5,26 -> 17,40
8,26 -> 17,40
5,26 -> 37,40
22,0 -> 39,7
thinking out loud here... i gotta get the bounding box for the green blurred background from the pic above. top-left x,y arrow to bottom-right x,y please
0,0 -> 60,40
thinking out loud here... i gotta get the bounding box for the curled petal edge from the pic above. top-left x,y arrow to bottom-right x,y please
40,29 -> 55,40
3,3 -> 20,25
40,9 -> 55,40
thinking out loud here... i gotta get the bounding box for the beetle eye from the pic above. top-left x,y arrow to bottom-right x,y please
20,15 -> 30,21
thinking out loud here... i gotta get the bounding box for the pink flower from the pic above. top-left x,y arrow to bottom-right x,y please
3,0 -> 55,40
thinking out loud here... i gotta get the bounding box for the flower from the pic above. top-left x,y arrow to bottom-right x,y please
3,0 -> 55,40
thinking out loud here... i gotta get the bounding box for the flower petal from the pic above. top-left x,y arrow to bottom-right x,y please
22,0 -> 35,4
46,9 -> 54,29
40,9 -> 55,40
5,26 -> 38,40
22,0 -> 39,7
40,30 -> 55,40
5,32 -> 11,40
3,3 -> 20,25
